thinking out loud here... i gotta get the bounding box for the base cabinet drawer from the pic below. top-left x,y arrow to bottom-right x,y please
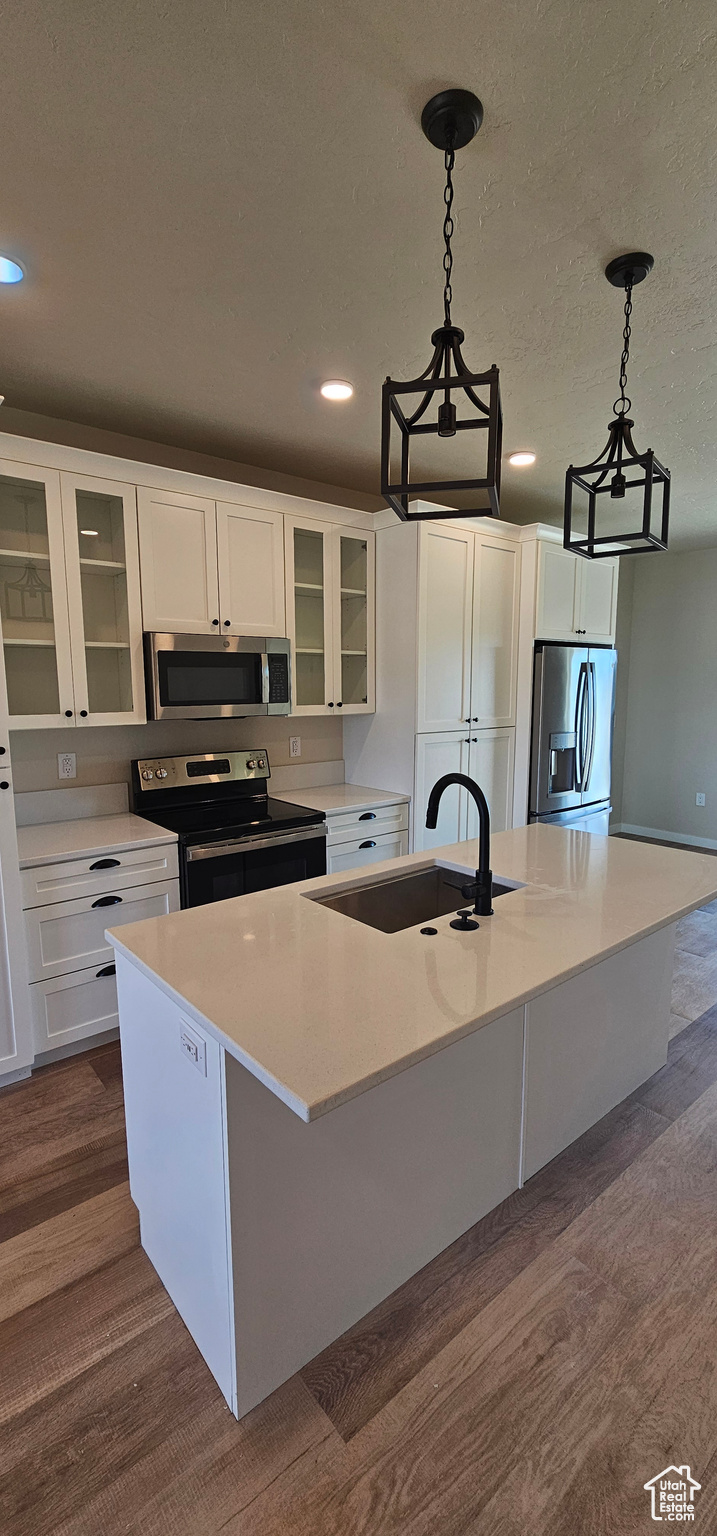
327,830 -> 409,875
29,964 -> 120,1052
326,802 -> 409,847
21,842 -> 179,908
24,878 -> 181,982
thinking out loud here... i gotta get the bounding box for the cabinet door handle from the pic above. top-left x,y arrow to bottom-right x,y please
91,894 -> 123,908
358,812 -> 376,821
327,702 -> 334,707
223,619 -> 231,627
0,781 -> 8,790
90,858 -> 121,871
96,963 -> 116,978
212,618 -> 219,626
359,840 -> 376,849
79,710 -> 88,718
336,701 -> 343,708
65,710 -> 73,717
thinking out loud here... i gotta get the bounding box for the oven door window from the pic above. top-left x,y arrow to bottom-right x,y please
157,650 -> 263,708
243,834 -> 326,895
184,833 -> 326,907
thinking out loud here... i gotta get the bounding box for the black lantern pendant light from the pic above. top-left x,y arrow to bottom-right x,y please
381,89 -> 502,523
564,253 -> 670,559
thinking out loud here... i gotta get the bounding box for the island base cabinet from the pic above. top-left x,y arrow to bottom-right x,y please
521,924 -> 675,1181
224,1014 -> 523,1416
115,950 -> 524,1422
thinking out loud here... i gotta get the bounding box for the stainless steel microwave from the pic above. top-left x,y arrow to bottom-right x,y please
143,633 -> 291,720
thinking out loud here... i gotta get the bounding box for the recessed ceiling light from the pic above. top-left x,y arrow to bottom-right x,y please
320,380 -> 354,401
508,451 -> 536,467
80,528 -> 99,536
0,257 -> 25,284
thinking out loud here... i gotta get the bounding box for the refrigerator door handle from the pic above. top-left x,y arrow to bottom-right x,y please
574,663 -> 588,791
583,662 -> 597,794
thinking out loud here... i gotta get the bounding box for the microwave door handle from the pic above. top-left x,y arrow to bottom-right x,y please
261,653 -> 270,705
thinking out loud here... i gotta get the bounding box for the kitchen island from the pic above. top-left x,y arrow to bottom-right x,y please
108,825 -> 717,1420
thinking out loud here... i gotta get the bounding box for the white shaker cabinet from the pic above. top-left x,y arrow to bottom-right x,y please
216,503 -> 285,637
417,525 -> 473,732
416,526 -> 520,733
414,728 -> 515,852
138,489 -> 287,639
285,517 -> 375,716
137,488 -> 219,633
0,460 -> 145,729
535,540 -> 618,644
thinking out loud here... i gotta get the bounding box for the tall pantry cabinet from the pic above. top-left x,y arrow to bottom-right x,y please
0,651 -> 33,1080
343,518 -> 521,851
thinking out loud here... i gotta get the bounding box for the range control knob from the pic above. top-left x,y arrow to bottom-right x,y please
257,759 -> 266,769
247,759 -> 257,770
141,769 -> 154,781
155,768 -> 168,779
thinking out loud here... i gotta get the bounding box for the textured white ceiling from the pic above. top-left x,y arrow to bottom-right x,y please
0,0 -> 715,545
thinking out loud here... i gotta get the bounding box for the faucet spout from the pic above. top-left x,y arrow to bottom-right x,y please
425,773 -> 494,916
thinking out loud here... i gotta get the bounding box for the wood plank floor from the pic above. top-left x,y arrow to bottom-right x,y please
2,904 -> 717,1534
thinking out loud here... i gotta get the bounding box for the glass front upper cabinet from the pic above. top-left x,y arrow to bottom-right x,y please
286,518 -> 374,714
61,474 -> 145,724
0,466 -> 74,726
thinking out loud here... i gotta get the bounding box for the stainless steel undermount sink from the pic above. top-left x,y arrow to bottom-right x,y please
311,864 -> 520,934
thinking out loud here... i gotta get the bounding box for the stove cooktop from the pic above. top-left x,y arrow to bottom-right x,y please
137,794 -> 325,844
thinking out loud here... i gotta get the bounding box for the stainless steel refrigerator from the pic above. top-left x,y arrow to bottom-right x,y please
529,642 -> 617,834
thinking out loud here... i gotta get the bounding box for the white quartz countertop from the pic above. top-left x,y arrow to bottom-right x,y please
17,813 -> 178,868
107,825 -> 717,1123
273,783 -> 409,813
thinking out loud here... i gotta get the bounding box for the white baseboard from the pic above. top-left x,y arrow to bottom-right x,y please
0,1066 -> 32,1091
611,822 -> 717,852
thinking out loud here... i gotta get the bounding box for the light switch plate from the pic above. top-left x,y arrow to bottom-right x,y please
179,1021 -> 207,1075
58,752 -> 76,780
696,792 -> 706,807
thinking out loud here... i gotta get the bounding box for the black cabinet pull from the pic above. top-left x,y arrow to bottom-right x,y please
327,702 -> 334,707
358,811 -> 376,821
80,710 -> 88,717
0,781 -> 8,790
212,618 -> 219,626
91,894 -> 123,908
90,857 -> 121,871
359,839 -> 376,849
65,710 -> 73,717
223,619 -> 231,626
0,745 -> 6,754
96,963 -> 116,978
337,701 -> 343,708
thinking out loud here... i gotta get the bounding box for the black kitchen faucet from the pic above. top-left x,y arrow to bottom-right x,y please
425,774 -> 494,916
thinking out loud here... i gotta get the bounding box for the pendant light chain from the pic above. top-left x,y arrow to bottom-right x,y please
614,281 -> 633,417
442,139 -> 456,326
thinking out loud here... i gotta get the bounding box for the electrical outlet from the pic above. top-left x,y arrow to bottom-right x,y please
696,792 -> 706,807
179,1022 -> 207,1076
58,752 -> 76,780
289,736 -> 301,758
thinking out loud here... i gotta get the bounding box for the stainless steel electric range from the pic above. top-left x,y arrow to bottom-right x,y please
131,750 -> 327,908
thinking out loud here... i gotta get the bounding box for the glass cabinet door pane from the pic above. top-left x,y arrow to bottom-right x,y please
293,528 -> 326,706
339,536 -> 368,706
0,474 -> 61,717
75,490 -> 133,715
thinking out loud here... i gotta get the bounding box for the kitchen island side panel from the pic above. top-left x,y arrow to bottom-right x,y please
115,956 -> 236,1411
225,1008 -> 524,1419
522,923 -> 676,1180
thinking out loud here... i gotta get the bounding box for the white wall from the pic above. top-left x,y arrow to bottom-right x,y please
618,547 -> 717,846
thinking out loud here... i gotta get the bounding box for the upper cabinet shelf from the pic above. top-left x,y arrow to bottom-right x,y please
0,462 -> 145,729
